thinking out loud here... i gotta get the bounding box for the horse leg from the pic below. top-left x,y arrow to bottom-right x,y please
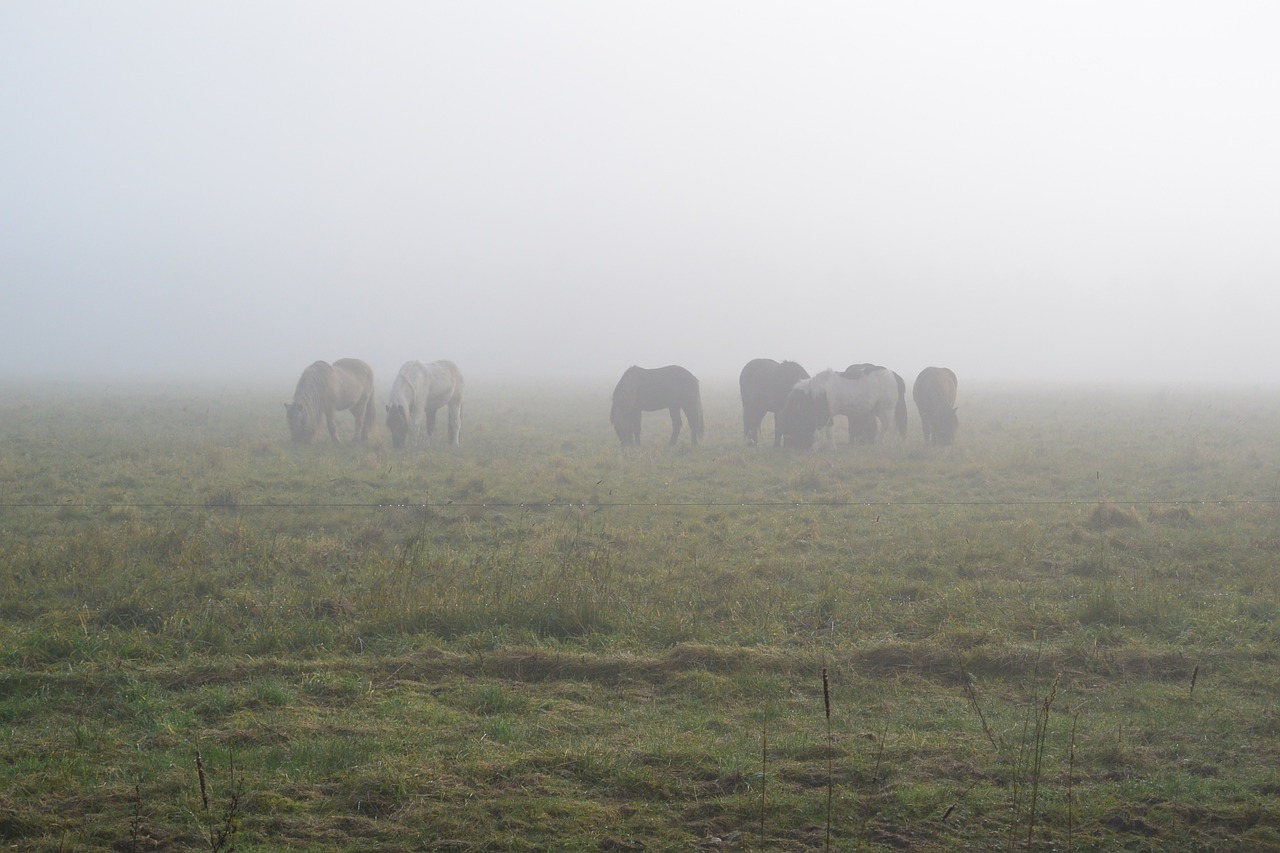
353,398 -> 369,442
629,410 -> 642,445
448,401 -> 462,446
424,407 -> 438,445
668,407 -> 682,446
325,405 -> 339,444
875,405 -> 893,443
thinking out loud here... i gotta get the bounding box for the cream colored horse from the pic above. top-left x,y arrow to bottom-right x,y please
285,358 -> 376,443
778,366 -> 904,449
385,360 -> 465,448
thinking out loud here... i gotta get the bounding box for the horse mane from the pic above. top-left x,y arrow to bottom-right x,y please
293,361 -> 331,408
893,371 -> 908,437
288,361 -> 333,439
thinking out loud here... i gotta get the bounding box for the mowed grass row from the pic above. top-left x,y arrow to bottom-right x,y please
1,379 -> 1279,850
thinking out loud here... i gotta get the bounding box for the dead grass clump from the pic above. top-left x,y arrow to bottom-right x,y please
1089,500 -> 1142,529
204,489 -> 239,508
955,462 -> 990,487
1177,438 -> 1208,471
664,642 -> 754,673
856,642 -> 960,678
1108,647 -> 1198,681
316,598 -> 360,619
204,446 -> 228,470
1149,505 -> 1194,525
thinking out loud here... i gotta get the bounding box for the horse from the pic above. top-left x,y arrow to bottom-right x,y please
913,366 -> 959,445
385,360 -> 465,449
777,366 -> 905,449
285,358 -> 376,444
738,358 -> 809,446
843,364 -> 908,443
610,365 -> 704,446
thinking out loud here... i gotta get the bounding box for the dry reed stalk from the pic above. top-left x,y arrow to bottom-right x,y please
1067,711 -> 1079,853
128,783 -> 143,853
760,715 -> 768,847
858,725 -> 888,850
823,667 -> 832,853
1024,673 -> 1060,851
962,671 -> 1001,751
196,750 -> 209,810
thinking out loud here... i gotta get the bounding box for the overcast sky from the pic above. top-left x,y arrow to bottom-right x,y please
3,2 -> 1278,387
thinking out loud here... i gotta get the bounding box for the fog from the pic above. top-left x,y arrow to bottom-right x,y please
3,3 -> 1278,389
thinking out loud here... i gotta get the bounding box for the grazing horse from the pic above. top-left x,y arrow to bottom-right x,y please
739,358 -> 809,446
777,366 -> 906,449
385,360 -> 465,449
913,366 -> 959,445
285,358 -> 376,444
843,364 -> 908,443
610,365 -> 704,446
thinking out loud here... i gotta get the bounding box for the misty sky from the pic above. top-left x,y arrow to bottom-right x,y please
3,3 -> 1278,387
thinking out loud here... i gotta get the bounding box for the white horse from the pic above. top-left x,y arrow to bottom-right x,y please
385,360 -> 464,449
780,366 -> 905,449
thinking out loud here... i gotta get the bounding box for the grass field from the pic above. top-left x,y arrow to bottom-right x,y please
2,377 -> 1279,851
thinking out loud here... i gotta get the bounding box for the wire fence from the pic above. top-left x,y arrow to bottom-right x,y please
1,497 -> 1272,510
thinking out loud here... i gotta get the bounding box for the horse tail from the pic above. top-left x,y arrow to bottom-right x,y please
689,379 -> 705,443
894,372 -> 908,437
363,392 -> 377,439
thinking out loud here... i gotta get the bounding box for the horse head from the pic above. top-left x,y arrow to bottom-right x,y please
935,405 -> 959,445
285,402 -> 316,443
776,382 -> 827,449
386,403 -> 411,449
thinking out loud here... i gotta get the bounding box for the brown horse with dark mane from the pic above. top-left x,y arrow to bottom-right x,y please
285,358 -> 376,444
610,365 -> 704,446
739,358 -> 809,446
913,366 -> 958,445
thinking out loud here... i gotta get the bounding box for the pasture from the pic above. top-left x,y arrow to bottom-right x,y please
2,377 -> 1279,851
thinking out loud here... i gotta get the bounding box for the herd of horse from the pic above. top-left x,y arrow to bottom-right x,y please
286,359 -> 463,448
286,357 -> 957,450
614,360 -> 958,449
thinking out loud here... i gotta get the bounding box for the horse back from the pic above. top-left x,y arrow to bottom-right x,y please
632,365 -> 698,411
330,358 -> 375,410
428,359 -> 465,406
913,366 -> 957,407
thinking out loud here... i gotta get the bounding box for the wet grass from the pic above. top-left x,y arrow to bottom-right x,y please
1,378 -> 1279,850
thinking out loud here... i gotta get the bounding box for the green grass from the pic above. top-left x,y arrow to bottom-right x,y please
1,378 -> 1279,850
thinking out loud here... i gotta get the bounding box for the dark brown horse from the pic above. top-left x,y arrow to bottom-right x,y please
913,366 -> 958,445
610,365 -> 704,446
738,358 -> 809,446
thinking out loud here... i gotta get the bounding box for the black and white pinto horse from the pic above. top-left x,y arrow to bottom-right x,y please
385,360 -> 464,449
777,365 -> 907,449
610,365 -> 704,446
738,358 -> 810,446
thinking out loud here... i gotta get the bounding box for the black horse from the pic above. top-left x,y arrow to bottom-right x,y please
738,358 -> 809,446
610,365 -> 704,446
